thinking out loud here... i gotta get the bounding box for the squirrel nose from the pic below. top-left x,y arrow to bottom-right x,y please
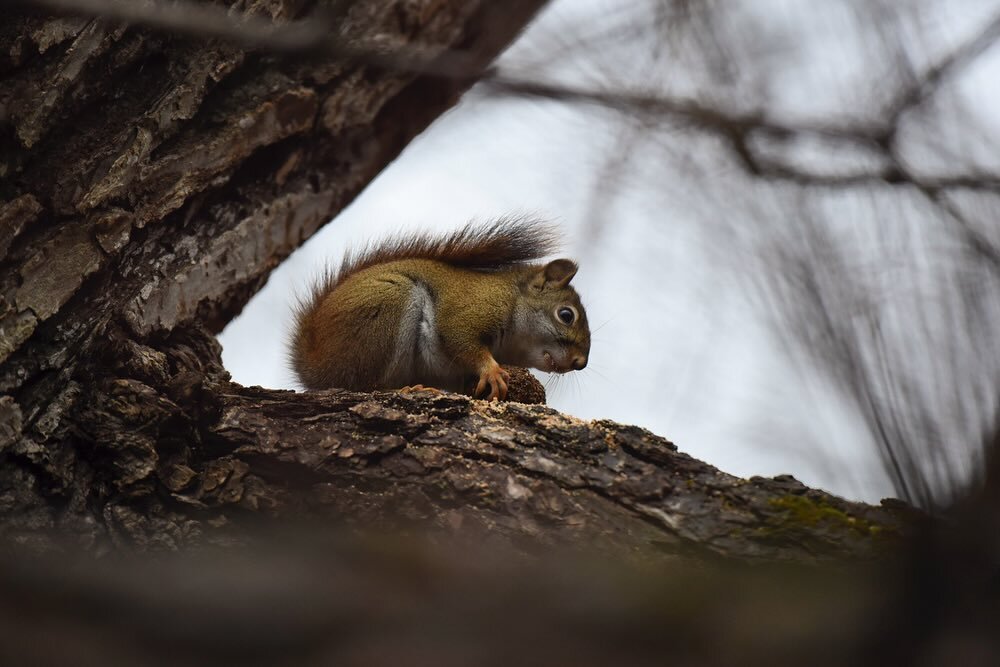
571,355 -> 587,370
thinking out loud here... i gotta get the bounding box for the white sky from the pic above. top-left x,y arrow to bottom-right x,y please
220,0 -> 1000,503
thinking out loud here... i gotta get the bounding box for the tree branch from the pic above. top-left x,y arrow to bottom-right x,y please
38,323 -> 912,561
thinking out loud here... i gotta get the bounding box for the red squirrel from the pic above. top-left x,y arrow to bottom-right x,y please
289,217 -> 590,400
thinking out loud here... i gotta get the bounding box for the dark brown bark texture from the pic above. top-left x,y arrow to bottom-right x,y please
0,1 -> 916,563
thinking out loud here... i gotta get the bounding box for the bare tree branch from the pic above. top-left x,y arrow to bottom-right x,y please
880,8 -> 1000,145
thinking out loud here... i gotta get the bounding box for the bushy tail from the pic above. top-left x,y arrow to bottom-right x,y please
340,214 -> 559,278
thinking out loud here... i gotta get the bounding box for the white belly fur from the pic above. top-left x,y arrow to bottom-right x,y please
383,283 -> 454,387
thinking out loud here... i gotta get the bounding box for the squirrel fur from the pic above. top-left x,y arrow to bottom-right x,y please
289,216 -> 590,400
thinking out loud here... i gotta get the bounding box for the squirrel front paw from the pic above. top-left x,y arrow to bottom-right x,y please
475,362 -> 510,401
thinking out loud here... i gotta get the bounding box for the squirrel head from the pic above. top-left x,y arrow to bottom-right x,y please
509,259 -> 590,374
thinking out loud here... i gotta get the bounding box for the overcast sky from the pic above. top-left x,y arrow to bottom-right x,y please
220,0 -> 1000,503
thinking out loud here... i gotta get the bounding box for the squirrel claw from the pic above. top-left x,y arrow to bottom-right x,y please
475,364 -> 510,401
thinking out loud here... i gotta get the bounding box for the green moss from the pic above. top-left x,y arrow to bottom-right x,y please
768,494 -> 876,537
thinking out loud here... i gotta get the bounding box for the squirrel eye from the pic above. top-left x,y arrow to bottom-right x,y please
556,306 -> 576,325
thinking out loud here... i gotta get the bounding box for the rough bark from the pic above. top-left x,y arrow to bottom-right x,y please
0,1 -> 915,561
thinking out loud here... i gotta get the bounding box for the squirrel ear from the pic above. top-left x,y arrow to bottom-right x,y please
532,259 -> 578,290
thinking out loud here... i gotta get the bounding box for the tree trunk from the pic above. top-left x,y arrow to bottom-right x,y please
0,1 -> 913,560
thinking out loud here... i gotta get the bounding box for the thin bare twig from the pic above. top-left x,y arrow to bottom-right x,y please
482,73 -> 881,142
881,9 -> 1000,143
